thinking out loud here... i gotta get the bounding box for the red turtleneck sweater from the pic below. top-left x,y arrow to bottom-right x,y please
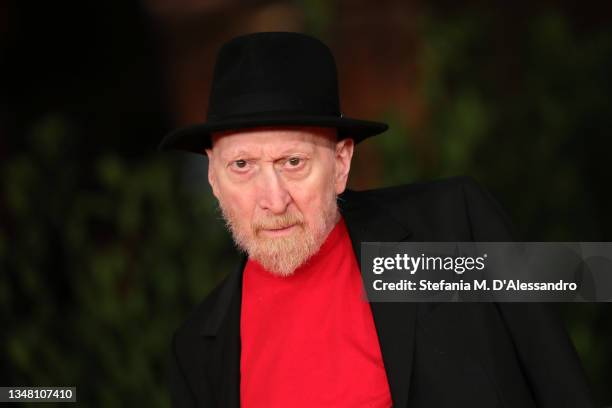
240,217 -> 392,407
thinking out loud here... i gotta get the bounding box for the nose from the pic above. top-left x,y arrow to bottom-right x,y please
256,166 -> 291,214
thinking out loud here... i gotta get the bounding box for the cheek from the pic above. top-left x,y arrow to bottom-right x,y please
287,170 -> 335,222
217,181 -> 256,223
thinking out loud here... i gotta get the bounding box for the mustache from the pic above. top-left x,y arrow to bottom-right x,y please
252,212 -> 304,232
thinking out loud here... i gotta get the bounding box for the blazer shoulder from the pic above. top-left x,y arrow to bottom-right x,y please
347,176 -> 515,241
360,175 -> 475,200
353,175 -> 478,217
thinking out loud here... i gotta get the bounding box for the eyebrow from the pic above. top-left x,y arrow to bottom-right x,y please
223,149 -> 251,159
220,144 -> 314,161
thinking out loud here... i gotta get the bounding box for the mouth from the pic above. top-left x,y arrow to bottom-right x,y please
258,224 -> 298,238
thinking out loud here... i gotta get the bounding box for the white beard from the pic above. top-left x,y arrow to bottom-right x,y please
218,189 -> 339,277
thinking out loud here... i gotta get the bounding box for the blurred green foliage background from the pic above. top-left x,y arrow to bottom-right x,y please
1,1 -> 611,406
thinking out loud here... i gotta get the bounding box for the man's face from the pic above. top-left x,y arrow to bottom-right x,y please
206,126 -> 354,276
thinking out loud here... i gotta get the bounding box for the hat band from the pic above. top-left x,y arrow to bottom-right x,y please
207,91 -> 339,121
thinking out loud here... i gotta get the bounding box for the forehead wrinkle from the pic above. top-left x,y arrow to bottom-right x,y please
218,145 -> 262,161
212,127 -> 336,161
258,132 -> 335,159
274,139 -> 317,156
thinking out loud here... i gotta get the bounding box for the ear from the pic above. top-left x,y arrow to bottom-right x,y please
205,148 -> 220,199
334,138 -> 354,195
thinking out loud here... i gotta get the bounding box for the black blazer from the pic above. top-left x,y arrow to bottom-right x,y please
168,176 -> 594,407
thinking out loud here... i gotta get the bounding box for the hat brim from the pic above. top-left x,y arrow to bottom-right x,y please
158,114 -> 388,154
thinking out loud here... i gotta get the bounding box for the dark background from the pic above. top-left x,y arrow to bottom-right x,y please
1,1 -> 611,406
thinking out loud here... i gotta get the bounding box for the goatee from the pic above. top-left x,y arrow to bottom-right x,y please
219,198 -> 339,277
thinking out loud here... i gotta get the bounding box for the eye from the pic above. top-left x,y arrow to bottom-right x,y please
230,159 -> 251,172
281,156 -> 307,173
287,157 -> 301,167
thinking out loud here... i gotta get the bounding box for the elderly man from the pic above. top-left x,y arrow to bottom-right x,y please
160,33 -> 593,407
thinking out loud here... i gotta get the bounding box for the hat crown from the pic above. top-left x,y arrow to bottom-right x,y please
207,32 -> 340,120
158,31 -> 388,154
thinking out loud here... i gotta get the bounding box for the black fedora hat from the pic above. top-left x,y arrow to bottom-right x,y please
158,32 -> 388,153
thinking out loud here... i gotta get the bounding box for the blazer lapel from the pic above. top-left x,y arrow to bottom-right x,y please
340,189 -> 417,408
199,256 -> 245,408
